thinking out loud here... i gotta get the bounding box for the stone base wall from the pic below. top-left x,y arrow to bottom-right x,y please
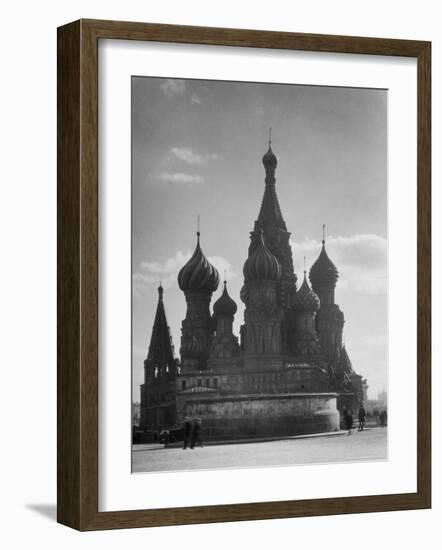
181,393 -> 339,440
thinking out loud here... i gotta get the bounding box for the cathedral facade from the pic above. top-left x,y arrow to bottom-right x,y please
139,142 -> 368,441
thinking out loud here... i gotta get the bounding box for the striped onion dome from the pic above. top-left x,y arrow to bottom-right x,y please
243,230 -> 281,282
309,241 -> 339,289
213,281 -> 237,317
293,272 -> 320,312
181,336 -> 203,356
178,232 -> 220,292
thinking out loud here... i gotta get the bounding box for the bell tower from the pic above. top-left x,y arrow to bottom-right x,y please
140,285 -> 178,431
309,226 -> 345,360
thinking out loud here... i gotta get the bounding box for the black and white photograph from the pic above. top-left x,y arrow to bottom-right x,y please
131,76 -> 388,473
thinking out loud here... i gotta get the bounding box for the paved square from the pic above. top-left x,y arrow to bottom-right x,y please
132,427 -> 387,473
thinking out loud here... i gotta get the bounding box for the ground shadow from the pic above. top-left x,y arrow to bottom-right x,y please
26,503 -> 57,521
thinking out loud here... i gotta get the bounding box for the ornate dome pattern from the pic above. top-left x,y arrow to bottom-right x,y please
213,281 -> 237,317
293,273 -> 320,312
178,233 -> 220,292
181,336 -> 203,356
243,231 -> 281,281
309,242 -> 339,288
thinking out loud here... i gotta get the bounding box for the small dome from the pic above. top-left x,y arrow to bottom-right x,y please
181,336 -> 203,356
178,233 -> 220,292
262,144 -> 278,171
243,231 -> 281,281
213,281 -> 237,317
309,241 -> 339,289
293,273 -> 320,312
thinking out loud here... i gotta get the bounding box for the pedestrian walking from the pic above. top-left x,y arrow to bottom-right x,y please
190,418 -> 203,449
358,404 -> 366,431
161,429 -> 170,447
380,409 -> 387,427
343,408 -> 353,435
182,417 -> 192,449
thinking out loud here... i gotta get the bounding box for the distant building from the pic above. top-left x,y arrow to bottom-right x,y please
132,402 -> 141,427
139,141 -> 368,441
378,389 -> 388,408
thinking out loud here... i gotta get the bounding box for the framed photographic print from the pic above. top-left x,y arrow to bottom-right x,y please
57,19 -> 431,530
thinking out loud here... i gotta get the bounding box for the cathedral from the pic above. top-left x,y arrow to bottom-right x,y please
139,140 -> 368,441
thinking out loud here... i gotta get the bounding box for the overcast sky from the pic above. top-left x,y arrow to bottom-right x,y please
132,76 -> 388,403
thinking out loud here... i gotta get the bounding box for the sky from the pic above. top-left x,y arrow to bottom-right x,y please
131,76 -> 388,403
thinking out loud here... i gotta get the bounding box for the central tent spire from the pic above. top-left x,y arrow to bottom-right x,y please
257,133 -> 286,231
248,134 -> 297,312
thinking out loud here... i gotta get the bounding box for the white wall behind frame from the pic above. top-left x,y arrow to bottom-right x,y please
1,1 -> 439,549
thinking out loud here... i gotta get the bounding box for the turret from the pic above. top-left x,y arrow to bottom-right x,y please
209,280 -> 240,365
213,280 -> 237,335
309,225 -> 339,306
309,226 -> 344,360
178,230 -> 219,371
292,266 -> 322,357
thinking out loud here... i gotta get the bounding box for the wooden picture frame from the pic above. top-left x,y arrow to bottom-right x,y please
57,19 -> 431,531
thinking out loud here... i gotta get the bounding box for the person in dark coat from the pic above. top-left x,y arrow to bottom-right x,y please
182,417 -> 192,450
161,429 -> 170,448
343,408 -> 353,435
358,405 -> 366,431
190,418 -> 203,449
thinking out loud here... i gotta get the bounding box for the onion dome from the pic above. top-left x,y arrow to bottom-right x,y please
178,232 -> 220,292
243,230 -> 281,281
213,281 -> 237,317
262,143 -> 278,172
181,336 -> 203,356
293,272 -> 320,312
239,283 -> 248,304
309,232 -> 339,288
